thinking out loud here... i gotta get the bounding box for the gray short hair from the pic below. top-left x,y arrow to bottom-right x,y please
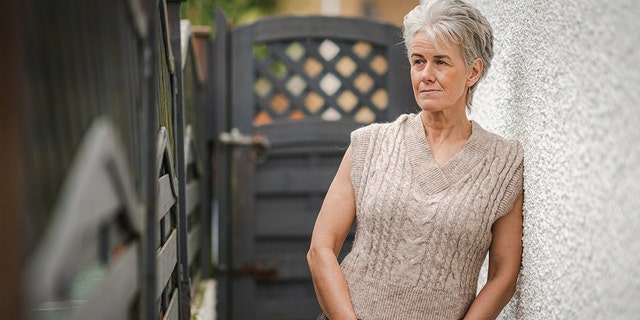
403,0 -> 494,110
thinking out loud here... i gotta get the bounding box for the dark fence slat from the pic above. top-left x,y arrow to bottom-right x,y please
188,224 -> 202,264
255,119 -> 361,148
164,289 -> 180,320
158,173 -> 176,220
156,229 -> 178,299
254,195 -> 322,216
255,209 -> 317,238
213,8 -> 231,320
255,167 -> 336,195
255,299 -> 321,318
185,180 -> 200,215
248,16 -> 400,45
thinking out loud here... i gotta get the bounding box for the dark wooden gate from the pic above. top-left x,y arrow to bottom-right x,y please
216,15 -> 414,319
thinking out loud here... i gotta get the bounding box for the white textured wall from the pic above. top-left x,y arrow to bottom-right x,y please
467,0 -> 640,318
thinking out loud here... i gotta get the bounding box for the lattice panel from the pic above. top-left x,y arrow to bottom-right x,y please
252,38 -> 389,126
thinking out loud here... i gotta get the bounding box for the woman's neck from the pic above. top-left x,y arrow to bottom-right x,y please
420,110 -> 472,146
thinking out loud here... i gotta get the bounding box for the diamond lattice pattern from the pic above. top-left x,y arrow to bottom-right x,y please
253,39 -> 389,126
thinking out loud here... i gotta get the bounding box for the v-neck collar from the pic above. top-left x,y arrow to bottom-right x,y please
405,113 -> 494,195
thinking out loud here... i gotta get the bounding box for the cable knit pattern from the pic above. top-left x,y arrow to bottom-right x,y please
342,113 -> 523,320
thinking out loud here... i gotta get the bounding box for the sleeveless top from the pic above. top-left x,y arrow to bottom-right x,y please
341,113 -> 524,319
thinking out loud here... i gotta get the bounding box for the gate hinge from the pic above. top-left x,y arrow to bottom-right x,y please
218,128 -> 270,149
233,263 -> 278,280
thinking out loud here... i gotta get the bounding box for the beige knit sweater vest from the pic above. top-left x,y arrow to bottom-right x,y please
341,113 -> 524,320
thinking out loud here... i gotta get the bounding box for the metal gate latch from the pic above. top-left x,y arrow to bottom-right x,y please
219,128 -> 270,149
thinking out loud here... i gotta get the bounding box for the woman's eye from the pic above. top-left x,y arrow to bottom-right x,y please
436,60 -> 446,65
413,60 -> 424,66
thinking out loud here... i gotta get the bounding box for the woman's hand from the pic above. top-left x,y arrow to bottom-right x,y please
307,146 -> 359,320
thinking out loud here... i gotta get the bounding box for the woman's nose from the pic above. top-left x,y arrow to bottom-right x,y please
421,63 -> 436,83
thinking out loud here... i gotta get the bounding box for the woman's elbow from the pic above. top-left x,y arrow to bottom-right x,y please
307,245 -> 323,271
306,248 -> 315,268
307,245 -> 335,272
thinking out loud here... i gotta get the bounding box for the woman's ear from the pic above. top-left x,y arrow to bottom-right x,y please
467,58 -> 483,87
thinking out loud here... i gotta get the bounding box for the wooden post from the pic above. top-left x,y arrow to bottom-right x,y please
166,1 -> 191,319
0,1 -> 26,319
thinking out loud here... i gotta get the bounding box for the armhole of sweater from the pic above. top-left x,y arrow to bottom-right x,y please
496,142 -> 524,219
349,128 -> 368,194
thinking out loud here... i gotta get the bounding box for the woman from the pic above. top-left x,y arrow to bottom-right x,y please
307,0 -> 524,319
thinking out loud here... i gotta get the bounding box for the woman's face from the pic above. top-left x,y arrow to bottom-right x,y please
409,31 -> 481,113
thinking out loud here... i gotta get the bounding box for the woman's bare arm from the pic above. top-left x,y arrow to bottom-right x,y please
307,146 -> 358,320
464,192 -> 524,320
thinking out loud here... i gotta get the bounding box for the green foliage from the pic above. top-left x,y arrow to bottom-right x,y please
181,0 -> 277,29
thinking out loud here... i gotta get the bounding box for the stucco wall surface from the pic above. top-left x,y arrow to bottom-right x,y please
465,0 -> 640,318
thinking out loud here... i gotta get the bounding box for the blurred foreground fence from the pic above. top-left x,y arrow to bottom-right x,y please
13,0 -> 216,319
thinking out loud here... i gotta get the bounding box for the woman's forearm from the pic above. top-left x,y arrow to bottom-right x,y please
307,246 -> 358,320
463,275 -> 517,320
